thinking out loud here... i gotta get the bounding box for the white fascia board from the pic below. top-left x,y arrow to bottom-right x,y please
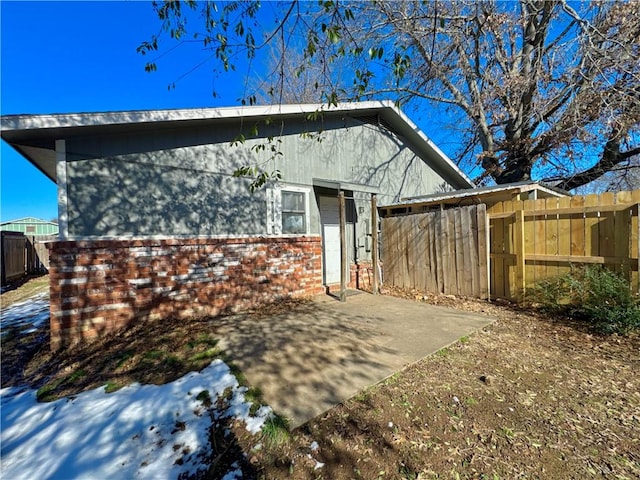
1,99 -> 473,189
0,217 -> 58,225
387,182 -> 568,208
517,183 -> 569,198
0,101 -> 393,131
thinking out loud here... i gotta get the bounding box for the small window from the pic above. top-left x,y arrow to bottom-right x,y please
282,191 -> 306,234
25,226 -> 35,233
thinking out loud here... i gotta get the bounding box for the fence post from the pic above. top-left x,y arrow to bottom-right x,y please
514,208 -> 526,303
371,194 -> 379,295
479,204 -> 490,300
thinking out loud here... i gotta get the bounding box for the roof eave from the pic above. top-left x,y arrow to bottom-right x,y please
1,101 -> 473,189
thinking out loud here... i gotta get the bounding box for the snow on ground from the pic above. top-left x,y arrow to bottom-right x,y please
0,292 -> 49,335
0,295 -> 272,479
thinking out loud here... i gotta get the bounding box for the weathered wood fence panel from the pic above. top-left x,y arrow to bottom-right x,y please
381,204 -> 489,298
1,233 -> 55,285
487,190 -> 640,301
1,231 -> 26,285
27,235 -> 56,271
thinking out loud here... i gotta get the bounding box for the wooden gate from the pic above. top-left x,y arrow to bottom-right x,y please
381,204 -> 489,298
488,190 -> 640,301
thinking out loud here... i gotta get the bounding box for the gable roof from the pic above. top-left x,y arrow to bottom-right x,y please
0,101 -> 474,189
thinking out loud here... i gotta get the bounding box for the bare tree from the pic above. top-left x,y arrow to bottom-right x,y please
249,43 -> 330,105
140,0 -> 640,191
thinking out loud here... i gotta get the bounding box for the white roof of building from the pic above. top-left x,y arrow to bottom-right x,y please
1,101 -> 473,189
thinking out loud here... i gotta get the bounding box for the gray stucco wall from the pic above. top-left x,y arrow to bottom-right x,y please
64,114 -> 450,255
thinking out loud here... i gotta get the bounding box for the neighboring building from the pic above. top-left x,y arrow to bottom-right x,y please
1,101 -> 474,349
0,217 -> 59,236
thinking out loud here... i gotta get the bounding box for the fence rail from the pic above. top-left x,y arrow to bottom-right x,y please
487,190 -> 640,301
381,204 -> 489,298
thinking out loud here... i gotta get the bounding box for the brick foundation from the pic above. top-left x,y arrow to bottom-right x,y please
47,236 -> 323,350
350,261 -> 376,290
326,261 -> 377,293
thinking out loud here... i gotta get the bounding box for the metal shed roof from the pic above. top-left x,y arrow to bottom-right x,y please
381,181 -> 569,213
0,101 -> 474,190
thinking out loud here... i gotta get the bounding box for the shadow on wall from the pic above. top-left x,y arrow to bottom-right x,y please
63,114 -> 446,239
293,119 -> 441,204
47,236 -> 323,350
66,148 -> 267,237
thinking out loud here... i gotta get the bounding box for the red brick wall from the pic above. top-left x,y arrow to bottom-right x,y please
350,261 -> 375,290
325,261 -> 376,293
47,236 -> 323,350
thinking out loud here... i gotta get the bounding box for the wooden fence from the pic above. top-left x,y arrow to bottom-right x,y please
487,190 -> 640,301
381,204 -> 489,298
1,231 -> 26,285
1,232 -> 55,285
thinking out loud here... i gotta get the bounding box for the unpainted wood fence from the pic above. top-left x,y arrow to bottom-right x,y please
380,190 -> 639,302
488,190 -> 640,301
381,204 -> 489,298
1,232 -> 56,285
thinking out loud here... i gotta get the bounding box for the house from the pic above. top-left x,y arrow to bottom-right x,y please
381,181 -> 570,217
1,101 -> 473,349
1,217 -> 59,236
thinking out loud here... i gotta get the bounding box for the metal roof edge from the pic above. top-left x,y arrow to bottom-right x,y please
0,101 -> 393,131
1,100 -> 472,190
387,181 -> 570,208
312,178 -> 380,194
0,217 -> 58,225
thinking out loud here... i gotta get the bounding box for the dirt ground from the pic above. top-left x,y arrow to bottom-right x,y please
1,281 -> 639,479
1,274 -> 49,306
237,288 -> 640,479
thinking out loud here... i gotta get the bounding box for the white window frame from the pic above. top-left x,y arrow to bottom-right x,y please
267,185 -> 311,235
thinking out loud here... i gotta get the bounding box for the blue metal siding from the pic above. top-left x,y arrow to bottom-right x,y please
65,114 -> 450,245
0,218 -> 58,236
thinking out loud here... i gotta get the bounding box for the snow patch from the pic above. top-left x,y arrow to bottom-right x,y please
0,292 -> 49,335
1,360 -> 271,479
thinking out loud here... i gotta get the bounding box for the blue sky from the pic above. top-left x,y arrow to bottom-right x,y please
0,0 -> 254,222
0,1 -> 463,223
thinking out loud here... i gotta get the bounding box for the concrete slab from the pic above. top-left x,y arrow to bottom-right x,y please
215,292 -> 494,427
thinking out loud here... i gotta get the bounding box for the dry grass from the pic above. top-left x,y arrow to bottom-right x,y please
239,287 -> 640,479
2,280 -> 638,479
1,274 -> 49,306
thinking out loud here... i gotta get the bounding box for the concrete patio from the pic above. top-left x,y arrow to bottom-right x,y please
215,292 -> 495,427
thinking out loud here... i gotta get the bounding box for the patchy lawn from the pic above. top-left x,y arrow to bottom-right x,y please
1,281 -> 639,479
0,285 -> 286,479
1,274 -> 49,305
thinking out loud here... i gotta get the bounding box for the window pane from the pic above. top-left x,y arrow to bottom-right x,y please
282,191 -> 305,212
282,213 -> 306,234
